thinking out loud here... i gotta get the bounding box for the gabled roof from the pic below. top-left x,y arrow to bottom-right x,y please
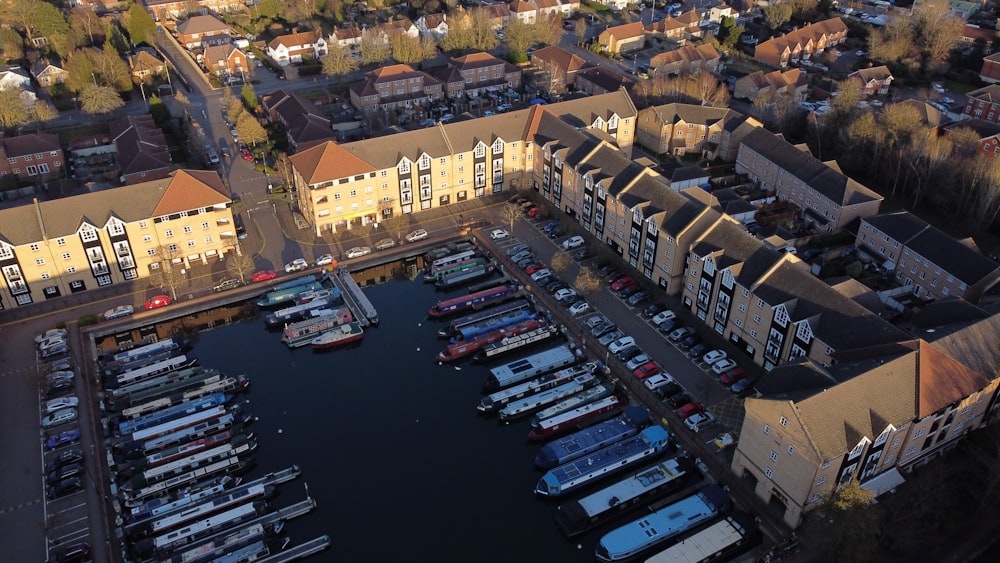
128,50 -> 164,72
290,141 -> 377,185
576,66 -> 632,91
203,44 -> 243,64
943,118 -> 1000,140
849,65 -> 893,83
740,128 -> 882,207
152,170 -> 229,216
268,30 -> 320,50
176,14 -> 229,35
109,114 -> 169,178
602,22 -> 645,41
650,43 -> 720,67
0,132 -> 60,157
642,102 -> 735,129
966,83 -> 1000,102
531,46 -> 590,74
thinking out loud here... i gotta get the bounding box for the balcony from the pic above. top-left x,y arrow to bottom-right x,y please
91,262 -> 109,275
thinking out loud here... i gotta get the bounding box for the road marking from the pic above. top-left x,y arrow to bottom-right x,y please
0,498 -> 41,515
53,501 -> 87,515
50,516 -> 88,531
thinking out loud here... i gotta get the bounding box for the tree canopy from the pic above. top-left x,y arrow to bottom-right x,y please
79,84 -> 124,115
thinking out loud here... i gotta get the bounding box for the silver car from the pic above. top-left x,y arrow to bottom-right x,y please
346,247 -> 372,259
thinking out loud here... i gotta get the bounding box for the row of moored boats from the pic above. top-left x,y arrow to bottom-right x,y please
257,274 -> 365,350
423,241 -> 761,563
99,336 -> 329,561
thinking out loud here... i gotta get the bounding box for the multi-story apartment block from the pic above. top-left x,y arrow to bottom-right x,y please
857,211 -> 1000,303
753,17 -> 848,68
349,64 -> 444,114
734,336 -> 998,529
0,133 -> 64,183
266,30 -> 327,66
680,216 -> 910,371
736,128 -> 882,231
962,84 -> 1000,124
436,52 -> 522,99
943,119 -> 1000,158
635,103 -> 761,160
291,91 -> 638,235
0,170 -> 235,309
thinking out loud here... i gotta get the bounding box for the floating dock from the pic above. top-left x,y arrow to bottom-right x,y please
255,535 -> 331,562
330,270 -> 379,326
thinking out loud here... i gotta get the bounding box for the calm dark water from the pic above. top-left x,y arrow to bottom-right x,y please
191,274 -> 603,562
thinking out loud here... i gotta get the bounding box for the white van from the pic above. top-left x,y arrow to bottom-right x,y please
561,235 -> 585,250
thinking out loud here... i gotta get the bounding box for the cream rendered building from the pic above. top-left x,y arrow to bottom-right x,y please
0,170 -> 235,309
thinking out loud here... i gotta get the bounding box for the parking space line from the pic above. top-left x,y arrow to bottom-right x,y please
51,527 -> 89,545
51,499 -> 86,514
50,515 -> 88,531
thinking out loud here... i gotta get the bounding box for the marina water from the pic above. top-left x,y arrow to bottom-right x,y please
191,274 -> 609,562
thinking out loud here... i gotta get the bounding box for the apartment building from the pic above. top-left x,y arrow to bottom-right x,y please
857,211 -> 1000,303
734,337 -> 998,529
0,133 -> 64,183
349,64 -> 444,114
736,128 -> 882,231
943,119 -> 1000,158
753,17 -> 848,68
436,52 -> 522,99
290,91 -> 638,235
0,170 -> 235,309
962,84 -> 1000,124
635,103 -> 761,160
681,216 -> 910,370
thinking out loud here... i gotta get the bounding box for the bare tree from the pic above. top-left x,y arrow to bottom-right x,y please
149,246 -> 188,300
359,29 -> 392,65
505,19 -> 536,56
322,43 -> 359,81
225,241 -> 254,284
79,84 -> 124,115
0,88 -> 30,128
573,267 -> 601,294
549,251 -> 571,274
501,203 -> 521,232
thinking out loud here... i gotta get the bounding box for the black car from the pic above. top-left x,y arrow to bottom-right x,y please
543,278 -> 563,291
546,282 -> 568,294
616,344 -> 642,362
597,262 -> 617,275
658,318 -> 681,333
591,322 -> 618,338
515,256 -> 536,268
642,303 -> 666,318
45,449 -> 84,473
574,247 -> 592,261
687,342 -> 709,359
679,334 -> 703,350
49,542 -> 90,563
655,382 -> 683,399
45,379 -> 74,398
667,391 -> 692,408
47,463 -> 83,485
618,286 -> 640,299
547,229 -> 563,239
507,244 -> 531,257
535,275 -> 557,288
627,291 -> 649,307
47,476 -> 82,500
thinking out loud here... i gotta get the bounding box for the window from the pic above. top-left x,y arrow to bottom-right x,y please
66,266 -> 76,273
35,258 -> 45,265
780,416 -> 788,427
201,222 -> 209,230
61,253 -> 70,260
56,238 -> 65,246
770,451 -> 778,462
822,461 -> 830,469
143,235 -> 152,243
147,249 -> 156,256
204,235 -> 212,243
187,240 -> 196,247
757,298 -> 765,308
787,445 -> 795,455
753,314 -> 761,324
41,273 -> 49,280
765,468 -> 773,479
30,243 -> 40,251
891,438 -> 900,447
164,229 -> 174,237
183,226 -> 192,233
167,243 -> 178,252
763,424 -> 770,434
817,476 -> 826,485
350,190 -> 357,197
750,329 -> 758,338
139,220 -> 148,228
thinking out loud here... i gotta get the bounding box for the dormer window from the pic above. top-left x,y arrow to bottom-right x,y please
474,143 -> 486,158
398,159 -> 411,174
492,138 -> 504,152
418,154 -> 430,170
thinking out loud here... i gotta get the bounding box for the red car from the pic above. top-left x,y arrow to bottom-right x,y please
525,264 -> 546,275
633,362 -> 660,379
719,367 -> 746,386
241,147 -> 253,161
611,276 -> 635,291
527,207 -> 540,218
674,402 -> 705,419
144,295 -> 171,310
252,270 -> 277,282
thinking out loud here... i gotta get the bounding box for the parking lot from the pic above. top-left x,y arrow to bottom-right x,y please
484,201 -> 758,443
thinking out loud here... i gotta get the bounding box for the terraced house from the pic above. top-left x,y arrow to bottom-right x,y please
290,91 -> 638,234
753,17 -> 848,68
0,170 -> 235,309
635,103 -> 761,159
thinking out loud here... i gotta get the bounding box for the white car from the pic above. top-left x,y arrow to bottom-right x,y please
530,269 -> 551,282
38,337 -> 67,352
44,396 -> 79,415
932,82 -> 946,94
711,359 -> 738,375
103,305 -> 135,321
626,354 -> 652,371
405,229 -> 428,242
684,411 -> 717,432
346,247 -> 372,259
554,288 -> 578,302
608,336 -> 636,354
643,373 -> 675,391
651,310 -> 675,326
315,254 -> 335,266
284,258 -> 308,273
702,350 -> 727,365
438,113 -> 455,123
490,229 -> 510,240
585,314 -> 608,329
568,300 -> 590,316
35,329 -> 67,344
561,235 -> 585,250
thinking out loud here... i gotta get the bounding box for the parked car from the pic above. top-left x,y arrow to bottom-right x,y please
687,342 -> 709,359
684,411 -> 717,432
102,305 -> 134,320
38,336 -> 67,351
47,463 -> 83,485
712,359 -> 738,375
731,376 -> 758,394
346,247 -> 372,259
489,229 -> 510,240
626,354 -> 652,370
375,239 -> 397,251
719,367 -> 747,386
512,250 -> 534,263
283,259 -> 307,273
145,295 -> 171,310
45,380 -> 74,398
642,303 -> 666,318
543,220 -> 559,233
554,288 -> 578,302
525,263 -> 546,274
47,371 -> 75,383
568,300 -> 590,316
585,314 -> 608,329
41,345 -> 69,360
45,428 -> 80,450
530,269 -> 552,282
213,278 -> 242,292
547,228 -> 564,239
608,336 -> 636,354
47,477 -> 83,500
46,449 -> 84,473
252,270 -> 277,282
546,281 -> 567,294
616,345 -> 642,362
48,359 -> 72,372
679,334 -> 703,350
438,113 -> 455,123
643,373 -> 674,391
658,318 -> 681,334
675,402 -> 705,419
611,277 -> 635,292
573,247 -> 592,261
617,285 -> 640,299
44,397 -> 79,415
49,542 -> 90,563
35,329 -> 67,344
507,244 -> 531,257
561,235 -> 585,250
652,310 -> 676,325
666,391 -> 692,408
598,330 -> 625,347
591,322 -> 617,338
405,229 -> 429,242
702,350 -> 727,365
316,254 -> 336,266
668,326 -> 694,342
42,408 -> 78,428
655,382 -> 683,400
633,362 -> 661,379
627,291 -> 649,306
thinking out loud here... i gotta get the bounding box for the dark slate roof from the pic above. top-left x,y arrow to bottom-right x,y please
669,165 -> 709,183
753,261 -> 911,351
691,217 -> 784,283
930,314 -> 1000,382
712,188 -> 756,215
741,128 -> 881,207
